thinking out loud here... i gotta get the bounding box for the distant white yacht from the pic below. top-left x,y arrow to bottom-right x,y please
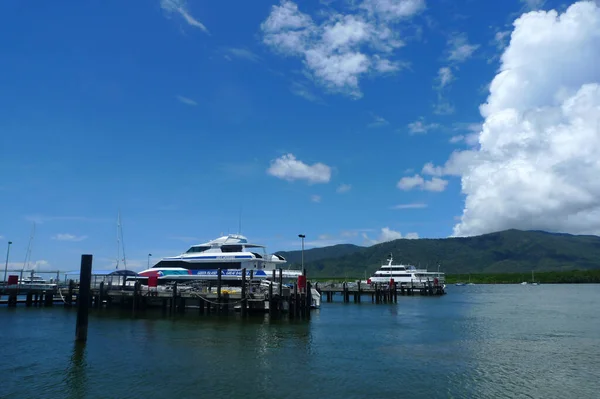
365,254 -> 446,288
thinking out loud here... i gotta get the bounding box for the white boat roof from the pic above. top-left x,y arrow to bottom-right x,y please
192,234 -> 265,249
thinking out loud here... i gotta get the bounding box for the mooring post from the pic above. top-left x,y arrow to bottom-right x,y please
278,268 -> 283,298
305,281 -> 312,319
75,254 -> 93,342
171,282 -> 177,314
99,282 -> 105,308
241,268 -> 247,316
217,268 -> 222,304
268,279 -> 274,316
272,269 -> 277,312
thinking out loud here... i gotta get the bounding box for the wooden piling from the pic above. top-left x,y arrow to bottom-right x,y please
278,268 -> 283,298
75,254 -> 93,342
241,268 -> 247,316
217,268 -> 222,308
171,282 -> 177,314
268,279 -> 274,316
99,282 -> 105,308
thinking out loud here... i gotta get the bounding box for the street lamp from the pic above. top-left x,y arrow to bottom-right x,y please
4,241 -> 13,283
298,234 -> 305,271
147,253 -> 152,268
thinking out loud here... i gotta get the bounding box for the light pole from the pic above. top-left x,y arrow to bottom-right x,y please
147,253 -> 152,268
298,234 -> 305,271
4,241 -> 12,283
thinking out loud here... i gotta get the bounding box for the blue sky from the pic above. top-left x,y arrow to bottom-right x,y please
2,0 -> 596,273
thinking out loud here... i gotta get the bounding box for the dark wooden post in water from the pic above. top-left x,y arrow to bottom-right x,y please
241,268 -> 247,316
268,279 -> 274,316
217,268 -> 222,312
75,254 -> 93,342
278,268 -> 283,298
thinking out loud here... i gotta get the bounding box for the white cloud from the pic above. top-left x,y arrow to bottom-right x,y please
446,33 -> 479,63
176,95 -> 197,106
368,114 -> 389,128
260,0 -> 423,98
0,235 -> 4,240
267,153 -> 332,184
421,162 -> 444,176
437,67 -> 454,88
445,1 -> 600,237
224,48 -> 261,62
52,234 -> 88,242
336,183 -> 352,193
397,174 -> 448,192
160,0 -> 209,34
311,194 -> 322,203
391,203 -> 427,209
407,118 -> 439,134
362,227 -> 419,245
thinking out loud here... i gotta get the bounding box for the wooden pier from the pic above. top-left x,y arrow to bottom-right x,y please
0,269 -> 316,320
317,280 -> 446,303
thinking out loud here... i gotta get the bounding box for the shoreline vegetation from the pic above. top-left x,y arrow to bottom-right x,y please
312,270 -> 600,284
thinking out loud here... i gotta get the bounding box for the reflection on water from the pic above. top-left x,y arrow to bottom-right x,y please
64,343 -> 87,399
0,285 -> 600,399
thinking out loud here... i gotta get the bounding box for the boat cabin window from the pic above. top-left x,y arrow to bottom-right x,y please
186,246 -> 210,253
221,245 -> 242,253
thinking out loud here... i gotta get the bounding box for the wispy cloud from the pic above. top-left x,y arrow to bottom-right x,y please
176,95 -> 198,106
290,81 -> 324,103
391,203 -> 427,209
437,67 -> 454,88
336,183 -> 352,193
407,118 -> 439,134
6,260 -> 52,271
433,32 -> 478,114
368,113 -> 389,128
446,33 -> 479,63
52,233 -> 88,242
160,0 -> 209,34
521,0 -> 545,10
223,47 -> 261,62
310,194 -> 322,203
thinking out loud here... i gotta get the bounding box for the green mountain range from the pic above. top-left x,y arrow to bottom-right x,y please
275,229 -> 600,278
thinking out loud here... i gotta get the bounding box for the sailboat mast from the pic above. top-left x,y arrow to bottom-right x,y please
23,222 -> 36,270
116,213 -> 121,269
120,214 -> 127,271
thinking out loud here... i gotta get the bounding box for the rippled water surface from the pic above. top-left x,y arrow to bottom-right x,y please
1,284 -> 599,398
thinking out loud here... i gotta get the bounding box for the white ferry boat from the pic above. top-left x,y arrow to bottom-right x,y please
19,274 -> 57,290
138,234 -> 303,281
365,254 -> 445,288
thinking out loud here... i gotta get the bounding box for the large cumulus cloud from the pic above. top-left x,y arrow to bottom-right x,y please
447,1 -> 600,236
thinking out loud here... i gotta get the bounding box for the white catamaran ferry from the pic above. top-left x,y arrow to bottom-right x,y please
137,234 -> 303,281
365,254 -> 445,288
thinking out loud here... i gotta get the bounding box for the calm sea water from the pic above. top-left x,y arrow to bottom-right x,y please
1,284 -> 599,399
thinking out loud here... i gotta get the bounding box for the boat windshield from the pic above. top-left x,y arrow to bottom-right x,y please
186,246 -> 210,253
